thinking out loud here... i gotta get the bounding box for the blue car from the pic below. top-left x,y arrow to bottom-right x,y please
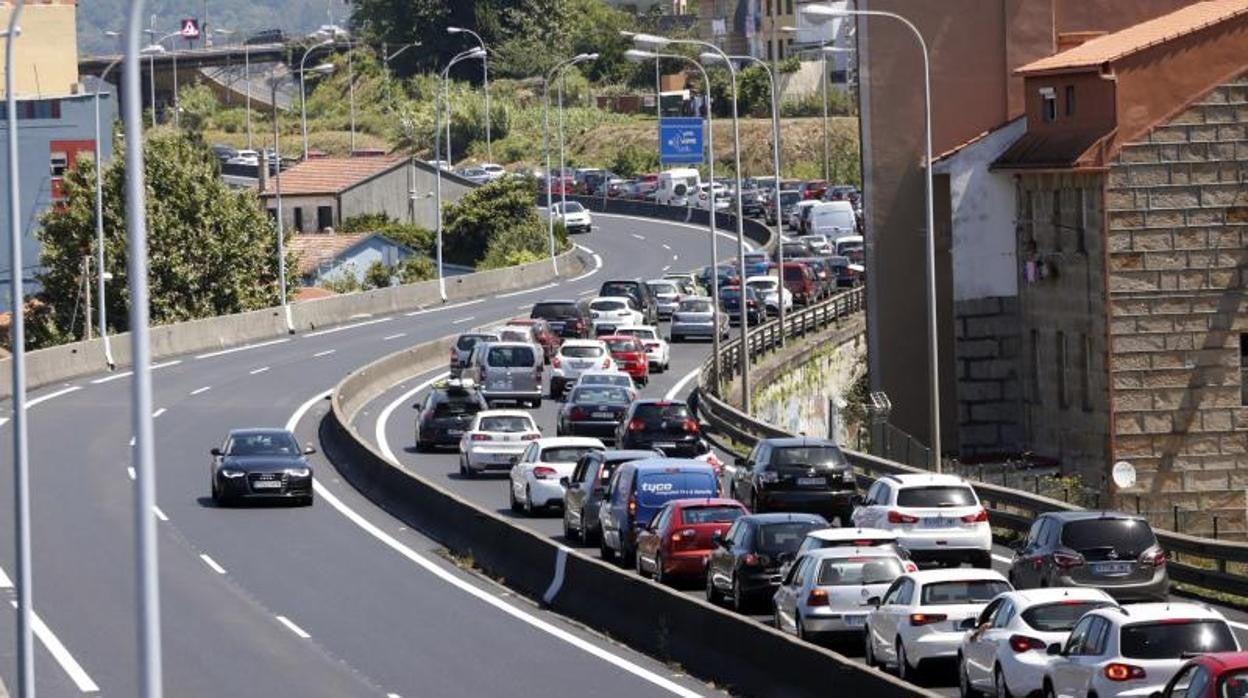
598,458 -> 719,564
742,252 -> 771,277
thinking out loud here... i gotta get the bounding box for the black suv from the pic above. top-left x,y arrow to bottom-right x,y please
705,512 -> 828,611
414,380 -> 489,451
728,437 -> 857,524
598,279 -> 658,325
530,299 -> 591,338
614,399 -> 705,457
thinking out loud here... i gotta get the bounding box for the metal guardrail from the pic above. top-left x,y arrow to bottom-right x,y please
692,286 -> 1248,601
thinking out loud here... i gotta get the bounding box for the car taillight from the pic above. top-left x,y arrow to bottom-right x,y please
743,553 -> 770,567
806,589 -> 829,607
681,419 -> 699,433
602,358 -> 612,369
670,529 -> 698,548
961,509 -> 989,524
1052,551 -> 1084,569
1139,547 -> 1166,567
888,510 -> 920,524
1009,635 -> 1047,653
552,356 -> 561,368
627,419 -> 646,431
471,434 -> 490,441
521,433 -> 539,440
1104,664 -> 1146,682
627,496 -> 636,517
909,613 -> 947,626
533,466 -> 558,480
904,561 -> 918,572
570,407 -> 589,420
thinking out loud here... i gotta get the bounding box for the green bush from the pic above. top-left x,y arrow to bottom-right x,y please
321,264 -> 362,294
610,143 -> 658,177
397,255 -> 435,283
339,213 -> 393,233
363,260 -> 392,289
444,177 -> 548,266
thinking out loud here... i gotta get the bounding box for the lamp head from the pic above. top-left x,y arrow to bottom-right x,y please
447,26 -> 465,34
624,48 -> 657,62
699,52 -> 726,65
306,63 -> 335,76
801,4 -> 844,21
631,33 -> 670,48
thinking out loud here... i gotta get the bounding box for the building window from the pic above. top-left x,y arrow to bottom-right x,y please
1040,87 -> 1057,122
317,206 -> 334,231
766,0 -> 772,16
1241,334 -> 1248,406
1030,329 -> 1041,404
0,98 -> 61,121
1051,189 -> 1063,252
786,0 -> 793,15
1056,331 -> 1068,409
293,207 -> 305,232
50,152 -> 68,177
1081,334 -> 1092,412
766,40 -> 773,62
1065,85 -> 1076,116
1076,188 -> 1087,254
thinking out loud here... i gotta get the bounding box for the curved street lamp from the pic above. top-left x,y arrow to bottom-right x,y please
299,38 -> 334,159
448,27 -> 493,162
543,53 -> 598,275
435,47 -> 487,300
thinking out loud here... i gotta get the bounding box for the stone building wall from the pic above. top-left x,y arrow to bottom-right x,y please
955,296 -> 1023,456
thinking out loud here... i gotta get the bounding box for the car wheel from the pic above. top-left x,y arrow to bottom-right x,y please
671,335 -> 682,343
994,666 -> 1014,698
731,575 -> 748,613
600,535 -> 616,562
750,492 -> 762,514
563,511 -> 577,541
509,483 -> 521,513
897,640 -> 918,682
523,486 -> 536,516
959,655 -> 978,698
210,478 -> 223,506
972,550 -> 992,569
415,440 -> 430,453
1042,683 -> 1056,698
705,571 -> 722,604
653,554 -> 665,585
634,550 -> 648,578
864,629 -> 878,667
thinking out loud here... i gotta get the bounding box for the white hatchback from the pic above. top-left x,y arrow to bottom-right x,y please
864,568 -> 1012,682
615,325 -> 670,373
959,588 -> 1117,698
588,296 -> 643,335
458,410 -> 540,477
852,473 -> 993,568
745,275 -> 793,314
550,340 -> 615,398
508,437 -> 605,516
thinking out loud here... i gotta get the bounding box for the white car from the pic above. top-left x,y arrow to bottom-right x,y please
851,473 -> 993,568
1041,603 -> 1238,698
799,234 -> 833,256
227,149 -> 260,167
864,568 -> 1011,682
508,436 -> 605,515
794,527 -> 915,571
745,275 -> 793,315
695,182 -> 730,211
614,325 -> 670,373
587,296 -> 643,335
551,201 -> 593,234
480,163 -> 507,181
458,410 -> 541,477
774,547 -> 909,641
959,588 -> 1117,698
550,340 -> 615,398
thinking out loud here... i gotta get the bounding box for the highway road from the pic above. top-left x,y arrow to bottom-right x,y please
0,212 -> 731,697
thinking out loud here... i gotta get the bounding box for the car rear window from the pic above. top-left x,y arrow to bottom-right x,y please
780,192 -> 800,205
772,446 -> 848,469
479,416 -> 532,432
601,283 -> 639,299
592,300 -> 627,311
756,522 -> 820,554
569,386 -> 631,405
542,446 -> 600,463
1060,519 -> 1157,555
618,328 -> 656,340
635,472 -> 717,507
433,396 -> 481,417
633,403 -> 691,423
647,282 -> 677,295
604,338 -> 642,353
817,557 -> 905,586
486,346 -> 536,367
456,334 -> 494,351
1120,620 -> 1236,660
681,505 -> 744,525
679,300 -> 712,313
920,580 -> 1011,605
562,345 -> 604,358
897,486 -> 978,508
578,373 -> 630,386
1021,602 -> 1116,632
497,329 -> 529,342
532,302 -> 578,319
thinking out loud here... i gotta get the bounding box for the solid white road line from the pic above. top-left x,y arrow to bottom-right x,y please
190,386 -> 212,396
152,506 -> 169,522
303,317 -> 391,338
497,282 -> 557,299
7,600 -> 101,693
991,553 -> 1013,565
374,373 -> 448,466
577,289 -> 596,296
664,366 -> 703,401
451,316 -> 476,325
383,333 -> 407,341
662,244 -> 671,250
127,467 -> 136,480
313,349 -> 337,358
287,391 -> 700,698
661,265 -> 671,272
27,386 -> 83,407
404,299 -> 485,317
90,371 -> 131,384
567,243 -> 603,283
593,212 -> 755,251
129,436 -> 136,447
631,234 -> 646,240
195,338 -> 290,360
151,408 -> 166,419
275,615 -> 311,639
249,367 -> 270,375
199,554 -> 227,575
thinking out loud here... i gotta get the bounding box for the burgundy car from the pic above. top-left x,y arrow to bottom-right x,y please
634,498 -> 748,585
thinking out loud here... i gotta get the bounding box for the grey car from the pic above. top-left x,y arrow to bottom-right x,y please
773,547 -> 907,641
646,279 -> 682,319
462,341 -> 544,408
561,449 -> 659,544
669,296 -> 728,343
1007,511 -> 1170,602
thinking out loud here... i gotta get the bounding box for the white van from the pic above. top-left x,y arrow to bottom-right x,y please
808,201 -> 858,240
655,168 -> 702,207
835,235 -> 864,257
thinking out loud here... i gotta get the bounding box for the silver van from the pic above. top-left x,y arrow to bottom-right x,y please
464,341 -> 544,408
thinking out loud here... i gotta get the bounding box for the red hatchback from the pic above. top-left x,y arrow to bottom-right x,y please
635,498 -> 748,584
1157,653 -> 1248,698
601,335 -> 650,387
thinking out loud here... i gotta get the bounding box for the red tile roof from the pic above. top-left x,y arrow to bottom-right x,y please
295,286 -> 337,302
288,233 -> 369,277
1017,0 -> 1248,74
261,155 -> 407,197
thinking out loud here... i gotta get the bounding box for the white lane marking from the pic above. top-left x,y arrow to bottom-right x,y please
275,615 -> 311,639
127,467 -> 136,480
7,598 -> 101,693
196,338 -> 290,359
27,386 -> 83,407
404,298 -> 485,317
576,289 -> 595,296
662,244 -> 671,250
0,565 -> 11,588
661,265 -> 671,272
568,244 -> 603,283
631,234 -> 646,241
383,333 -> 407,341
151,408 -> 166,419
91,371 -> 132,384
152,506 -> 169,522
665,366 -> 703,401
991,553 -> 1013,565
543,549 -> 569,605
303,317 -> 392,338
129,436 -> 136,447
497,282 -> 558,299
190,386 -> 212,396
313,349 -> 337,358
374,373 -> 449,466
249,366 -> 270,375
451,316 -> 476,325
672,255 -> 679,261
289,389 -> 698,698
516,304 -> 531,310
0,417 -> 7,426
595,212 -> 756,252
199,554 -> 227,575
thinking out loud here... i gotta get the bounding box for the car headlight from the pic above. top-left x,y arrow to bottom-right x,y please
286,467 -> 311,478
220,469 -> 246,478
842,469 -> 856,482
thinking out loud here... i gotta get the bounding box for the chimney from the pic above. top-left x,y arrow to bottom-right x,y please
1056,31 -> 1106,53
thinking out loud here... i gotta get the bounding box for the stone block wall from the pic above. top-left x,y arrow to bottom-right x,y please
955,296 -> 1024,456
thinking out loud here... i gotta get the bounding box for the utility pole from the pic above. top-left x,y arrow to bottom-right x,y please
83,256 -> 92,341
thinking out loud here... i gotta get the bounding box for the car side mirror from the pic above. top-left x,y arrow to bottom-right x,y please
866,596 -> 881,608
559,476 -> 570,488
210,447 -> 222,456
711,531 -> 725,546
1047,643 -> 1063,656
960,618 -> 978,631
303,445 -> 317,455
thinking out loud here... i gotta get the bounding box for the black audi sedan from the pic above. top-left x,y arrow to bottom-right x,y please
556,384 -> 634,440
210,428 -> 315,506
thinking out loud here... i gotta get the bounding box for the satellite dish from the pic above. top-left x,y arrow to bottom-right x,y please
1112,461 -> 1137,489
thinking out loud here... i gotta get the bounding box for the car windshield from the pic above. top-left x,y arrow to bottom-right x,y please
1120,620 -> 1236,659
433,395 -> 481,417
570,386 -> 631,405
920,580 -> 1011,605
782,244 -> 809,257
897,486 -> 978,508
592,300 -> 627,311
457,334 -> 495,351
600,283 -> 638,298
1060,519 -> 1157,555
541,446 -> 600,463
681,505 -> 744,525
604,338 -> 642,352
486,346 -> 535,367
532,302 -> 578,319
478,416 -> 533,432
226,432 -> 300,456
817,557 -> 905,586
1021,602 -> 1116,632
562,345 -> 604,358
756,522 -> 819,554
579,373 -> 630,386
633,403 -> 691,423
773,446 -> 847,468
679,300 -> 712,313
562,202 -> 584,213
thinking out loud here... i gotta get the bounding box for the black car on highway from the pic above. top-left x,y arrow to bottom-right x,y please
531,299 -> 591,338
557,384 -> 634,440
704,512 -> 828,611
210,428 -> 315,506
728,437 -> 857,524
561,449 -> 660,543
414,379 -> 489,451
614,399 -> 705,457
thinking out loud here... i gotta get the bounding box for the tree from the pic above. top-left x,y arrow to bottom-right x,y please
29,128 -> 296,348
396,255 -> 434,283
442,176 -> 565,267
177,83 -> 220,133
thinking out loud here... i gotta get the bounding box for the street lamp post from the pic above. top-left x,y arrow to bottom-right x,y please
448,27 -> 492,162
542,53 -> 598,275
142,31 -> 180,124
93,57 -> 121,369
300,38 -> 333,159
383,40 -> 420,80
436,47 -> 487,300
804,4 -> 941,470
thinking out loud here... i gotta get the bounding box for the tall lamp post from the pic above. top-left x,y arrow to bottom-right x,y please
542,52 -> 597,275
299,38 -> 333,159
447,26 -> 492,162
804,3 -> 941,470
436,47 -> 486,300
383,40 -> 420,80
142,31 -> 180,124
93,57 -> 121,369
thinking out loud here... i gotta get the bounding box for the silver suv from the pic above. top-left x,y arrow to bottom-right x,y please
462,342 -> 544,408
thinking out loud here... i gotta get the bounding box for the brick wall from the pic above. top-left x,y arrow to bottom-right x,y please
955,296 -> 1024,456
1106,71 -> 1248,536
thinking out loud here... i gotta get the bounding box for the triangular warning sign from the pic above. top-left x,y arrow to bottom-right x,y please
180,18 -> 200,39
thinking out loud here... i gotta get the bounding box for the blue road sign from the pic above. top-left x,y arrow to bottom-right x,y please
659,117 -> 705,164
